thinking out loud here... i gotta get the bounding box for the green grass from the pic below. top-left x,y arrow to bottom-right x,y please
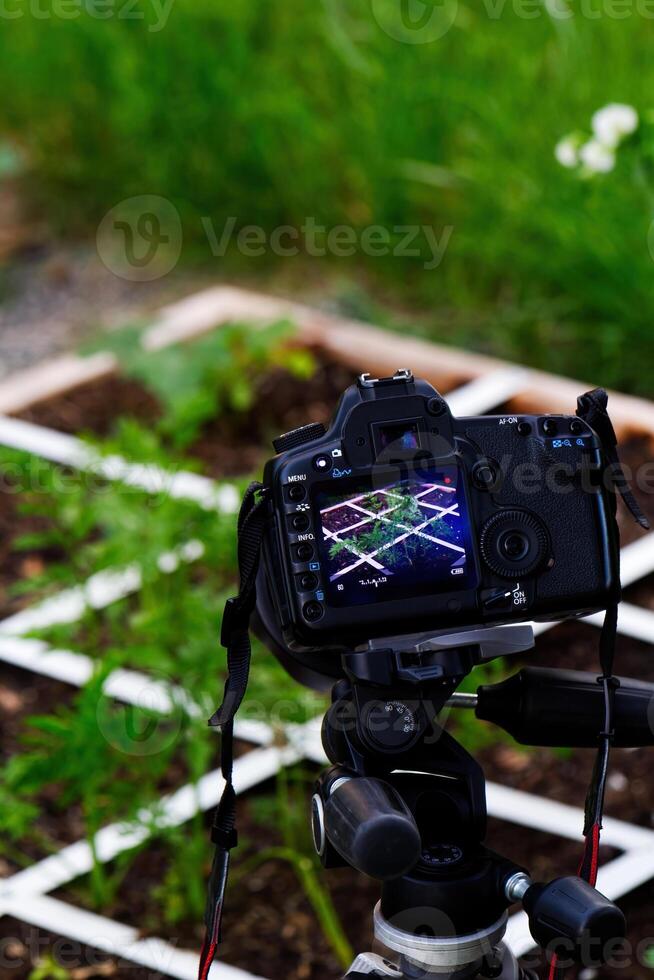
1,2 -> 654,391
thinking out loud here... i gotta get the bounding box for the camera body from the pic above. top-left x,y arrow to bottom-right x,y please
258,370 -> 619,659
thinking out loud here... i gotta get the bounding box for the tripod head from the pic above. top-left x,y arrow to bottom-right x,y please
310,625 -> 648,979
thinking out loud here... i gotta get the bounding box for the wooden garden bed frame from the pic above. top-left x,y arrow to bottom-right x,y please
1,285 -> 653,441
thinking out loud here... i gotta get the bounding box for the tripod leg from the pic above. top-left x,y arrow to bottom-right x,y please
344,952 -> 401,977
344,944 -> 534,980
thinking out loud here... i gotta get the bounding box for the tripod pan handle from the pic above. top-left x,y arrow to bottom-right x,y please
524,876 -> 625,963
476,667 -> 654,748
324,776 -> 421,881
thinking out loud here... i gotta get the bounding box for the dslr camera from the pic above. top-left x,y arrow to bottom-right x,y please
256,369 -> 619,673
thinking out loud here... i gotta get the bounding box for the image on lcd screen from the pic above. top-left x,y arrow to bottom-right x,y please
315,469 -> 477,607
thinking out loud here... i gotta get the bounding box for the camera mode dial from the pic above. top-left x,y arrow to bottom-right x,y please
480,510 -> 550,580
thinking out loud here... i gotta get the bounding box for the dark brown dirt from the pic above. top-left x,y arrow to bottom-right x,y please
0,662 -> 83,876
0,916 -> 173,980
14,376 -> 161,440
0,481 -> 67,621
9,350 -> 358,480
187,354 -> 358,478
0,664 -> 76,769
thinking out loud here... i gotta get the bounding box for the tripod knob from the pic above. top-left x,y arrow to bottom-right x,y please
524,876 -> 625,963
324,776 -> 421,881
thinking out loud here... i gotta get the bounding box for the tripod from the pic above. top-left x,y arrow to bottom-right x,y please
310,626 -> 641,979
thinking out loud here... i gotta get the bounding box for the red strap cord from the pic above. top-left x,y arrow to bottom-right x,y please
198,938 -> 218,980
547,823 -> 602,980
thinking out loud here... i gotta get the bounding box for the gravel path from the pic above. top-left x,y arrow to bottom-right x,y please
0,246 -> 209,379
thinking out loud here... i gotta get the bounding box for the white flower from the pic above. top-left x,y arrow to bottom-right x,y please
216,484 -> 241,514
591,103 -> 639,149
179,539 -> 205,562
579,139 -> 616,175
157,551 -> 180,574
555,135 -> 580,169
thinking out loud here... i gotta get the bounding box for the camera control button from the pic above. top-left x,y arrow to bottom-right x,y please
480,510 -> 549,579
313,454 -> 332,473
517,421 -> 532,436
570,419 -> 584,435
303,600 -> 324,622
296,572 -> 318,592
286,483 -> 307,503
427,397 -> 447,416
543,419 -> 558,436
295,543 -> 314,561
472,459 -> 500,491
289,513 -> 311,533
273,423 -> 326,454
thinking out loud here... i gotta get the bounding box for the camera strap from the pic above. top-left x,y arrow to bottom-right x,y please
548,389 -> 648,980
576,387 -> 649,529
198,481 -> 268,980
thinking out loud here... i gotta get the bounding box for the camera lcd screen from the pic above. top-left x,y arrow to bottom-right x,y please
314,466 -> 478,608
